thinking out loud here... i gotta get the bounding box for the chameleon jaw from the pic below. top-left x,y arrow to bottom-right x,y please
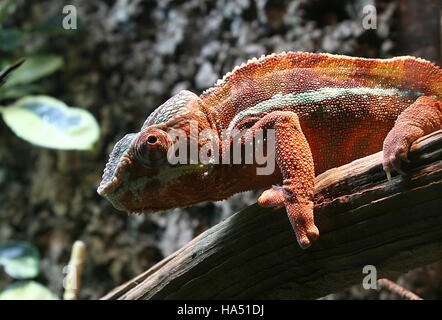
97,133 -> 137,196
97,154 -> 130,195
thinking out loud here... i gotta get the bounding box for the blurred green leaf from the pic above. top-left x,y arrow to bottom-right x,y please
0,241 -> 39,279
0,59 -> 25,90
2,55 -> 63,88
0,84 -> 40,100
0,28 -> 22,51
0,95 -> 100,150
0,0 -> 16,23
0,281 -> 58,300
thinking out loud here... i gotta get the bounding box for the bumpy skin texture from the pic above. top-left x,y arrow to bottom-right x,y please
98,52 -> 442,249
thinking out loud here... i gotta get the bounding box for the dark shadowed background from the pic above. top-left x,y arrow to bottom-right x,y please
0,0 -> 440,299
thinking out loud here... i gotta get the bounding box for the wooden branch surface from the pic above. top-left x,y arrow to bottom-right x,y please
102,130 -> 442,300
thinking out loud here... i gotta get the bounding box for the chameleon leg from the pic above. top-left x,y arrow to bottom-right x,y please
383,96 -> 442,178
244,111 -> 319,249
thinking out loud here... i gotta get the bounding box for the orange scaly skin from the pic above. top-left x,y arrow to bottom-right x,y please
98,52 -> 442,249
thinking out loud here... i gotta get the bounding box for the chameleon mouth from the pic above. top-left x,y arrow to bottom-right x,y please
97,133 -> 137,196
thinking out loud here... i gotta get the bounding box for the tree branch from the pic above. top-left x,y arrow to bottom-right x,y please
102,130 -> 442,300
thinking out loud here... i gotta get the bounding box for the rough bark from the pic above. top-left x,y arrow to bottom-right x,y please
102,130 -> 442,300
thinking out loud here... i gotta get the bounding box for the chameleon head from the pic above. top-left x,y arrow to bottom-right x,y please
97,90 -> 216,214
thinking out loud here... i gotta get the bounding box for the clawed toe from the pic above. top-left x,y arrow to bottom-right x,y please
384,167 -> 392,181
285,201 -> 319,249
258,187 -> 319,249
258,186 -> 285,208
297,225 -> 320,249
383,153 -> 408,179
383,136 -> 411,179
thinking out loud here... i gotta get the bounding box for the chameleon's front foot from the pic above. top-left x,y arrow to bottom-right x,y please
258,185 -> 319,249
248,110 -> 319,249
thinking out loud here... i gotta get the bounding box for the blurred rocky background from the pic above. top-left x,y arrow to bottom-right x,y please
0,0 -> 440,299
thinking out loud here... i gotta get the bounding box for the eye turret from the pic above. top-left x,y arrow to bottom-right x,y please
134,129 -> 172,168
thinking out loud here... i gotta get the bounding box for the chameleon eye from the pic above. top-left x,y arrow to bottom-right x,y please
134,129 -> 171,168
146,135 -> 157,144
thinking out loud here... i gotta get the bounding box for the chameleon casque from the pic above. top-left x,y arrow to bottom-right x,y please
98,52 -> 442,249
